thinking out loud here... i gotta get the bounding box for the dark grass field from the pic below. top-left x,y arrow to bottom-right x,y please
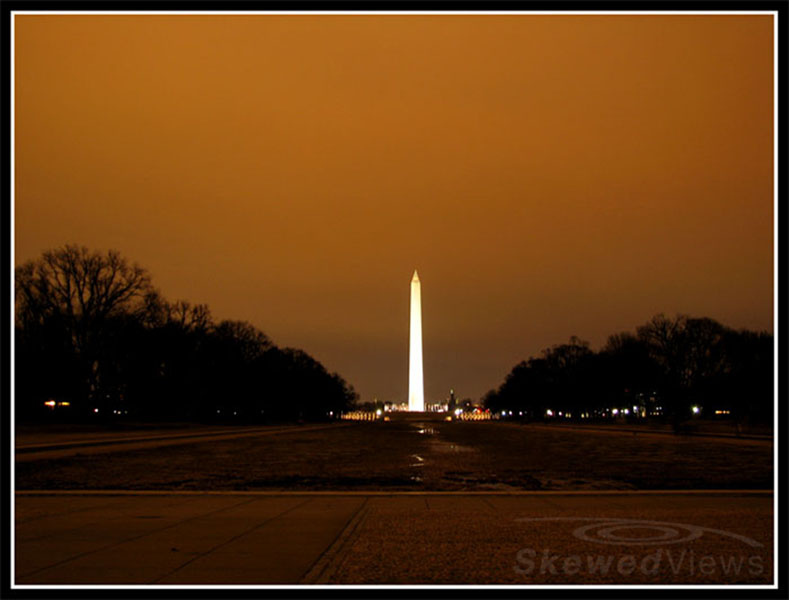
16,419 -> 773,491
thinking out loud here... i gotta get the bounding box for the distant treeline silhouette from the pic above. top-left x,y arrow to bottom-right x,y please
15,244 -> 358,422
483,315 -> 773,427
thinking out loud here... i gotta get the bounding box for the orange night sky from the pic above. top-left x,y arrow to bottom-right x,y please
13,14 -> 774,404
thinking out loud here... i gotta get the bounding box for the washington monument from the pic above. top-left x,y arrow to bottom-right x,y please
408,270 -> 424,411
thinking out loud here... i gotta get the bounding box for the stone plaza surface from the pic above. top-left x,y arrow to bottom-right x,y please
14,491 -> 773,586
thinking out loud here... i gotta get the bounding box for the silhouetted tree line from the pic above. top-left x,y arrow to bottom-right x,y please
15,244 -> 358,422
483,315 -> 773,427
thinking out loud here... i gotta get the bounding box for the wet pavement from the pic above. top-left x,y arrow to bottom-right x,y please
16,418 -> 773,491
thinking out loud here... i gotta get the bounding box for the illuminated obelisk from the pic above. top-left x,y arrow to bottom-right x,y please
408,270 -> 425,412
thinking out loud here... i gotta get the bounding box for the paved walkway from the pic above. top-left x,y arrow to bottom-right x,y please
14,491 -> 774,586
15,424 -> 348,462
522,422 -> 773,443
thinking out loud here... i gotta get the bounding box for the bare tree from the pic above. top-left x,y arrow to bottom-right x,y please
214,320 -> 273,362
16,245 -> 152,342
15,244 -> 154,405
165,300 -> 213,332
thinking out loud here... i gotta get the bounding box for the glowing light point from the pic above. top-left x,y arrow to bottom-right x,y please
408,269 -> 424,412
